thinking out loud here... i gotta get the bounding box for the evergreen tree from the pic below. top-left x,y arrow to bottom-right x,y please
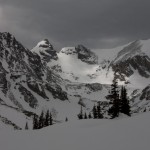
49,112 -> 53,125
108,79 -> 120,118
84,112 -> 87,119
33,114 -> 39,130
39,111 -> 45,129
65,117 -> 68,122
97,103 -> 103,119
93,104 -> 98,119
45,110 -> 50,127
88,113 -> 92,119
25,122 -> 29,130
120,86 -> 131,116
78,105 -> 83,119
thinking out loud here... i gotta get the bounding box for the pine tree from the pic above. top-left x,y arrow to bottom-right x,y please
45,110 -> 50,127
108,79 -> 120,118
97,103 -> 103,119
78,105 -> 83,119
120,86 -> 131,116
65,117 -> 68,122
84,112 -> 87,119
88,113 -> 92,119
33,114 -> 39,130
93,104 -> 98,119
49,112 -> 53,125
39,111 -> 45,129
25,122 -> 29,130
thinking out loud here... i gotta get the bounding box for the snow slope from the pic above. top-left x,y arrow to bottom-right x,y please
0,112 -> 150,150
47,47 -> 115,84
92,42 -> 131,63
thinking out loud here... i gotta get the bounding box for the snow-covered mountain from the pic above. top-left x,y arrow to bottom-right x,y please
31,37 -> 150,118
31,39 -> 58,62
33,39 -> 150,89
0,32 -> 150,129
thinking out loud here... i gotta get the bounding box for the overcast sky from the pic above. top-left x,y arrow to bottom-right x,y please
0,0 -> 150,50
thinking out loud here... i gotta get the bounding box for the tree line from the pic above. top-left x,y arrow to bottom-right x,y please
33,110 -> 53,129
78,79 -> 131,119
107,79 -> 131,118
78,102 -> 103,120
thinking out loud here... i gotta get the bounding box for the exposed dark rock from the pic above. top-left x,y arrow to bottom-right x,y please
112,55 -> 150,80
0,116 -> 22,130
75,45 -> 98,64
51,65 -> 62,73
27,82 -> 48,99
19,85 -> 38,108
140,85 -> 150,100
85,83 -> 103,92
46,84 -> 68,101
33,39 -> 58,62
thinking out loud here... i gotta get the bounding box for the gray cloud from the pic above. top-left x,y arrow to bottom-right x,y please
0,0 -> 150,50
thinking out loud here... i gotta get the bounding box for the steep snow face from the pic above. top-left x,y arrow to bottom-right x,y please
47,45 -> 114,84
109,40 -> 150,87
31,39 -> 58,62
57,51 -> 98,82
112,40 -> 150,64
113,40 -> 142,63
56,48 -> 113,84
112,39 -> 150,64
92,42 -> 131,63
0,113 -> 150,150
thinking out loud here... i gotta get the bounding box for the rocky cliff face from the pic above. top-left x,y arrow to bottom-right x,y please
0,32 -> 69,129
31,39 -> 58,62
111,40 -> 150,80
75,45 -> 98,64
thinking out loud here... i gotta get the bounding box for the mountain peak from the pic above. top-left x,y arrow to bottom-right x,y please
0,32 -> 16,45
31,39 -> 58,62
0,32 -> 13,37
37,39 -> 53,49
0,32 -> 27,54
75,45 -> 98,64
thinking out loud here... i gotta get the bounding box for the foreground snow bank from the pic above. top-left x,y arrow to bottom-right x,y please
0,113 -> 150,150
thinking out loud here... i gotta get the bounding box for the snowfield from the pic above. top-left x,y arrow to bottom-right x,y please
0,112 -> 150,150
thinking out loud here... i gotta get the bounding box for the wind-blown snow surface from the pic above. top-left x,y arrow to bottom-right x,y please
0,113 -> 150,150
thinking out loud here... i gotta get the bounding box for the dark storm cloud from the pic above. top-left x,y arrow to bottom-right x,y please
0,0 -> 150,50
